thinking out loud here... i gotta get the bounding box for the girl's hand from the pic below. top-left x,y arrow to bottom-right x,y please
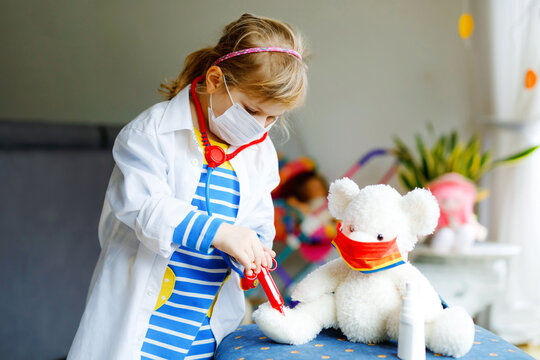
263,246 -> 276,272
212,223 -> 275,277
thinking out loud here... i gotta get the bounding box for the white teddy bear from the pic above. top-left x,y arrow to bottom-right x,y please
253,178 -> 475,358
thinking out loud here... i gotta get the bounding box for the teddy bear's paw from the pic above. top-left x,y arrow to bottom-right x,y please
425,306 -> 475,358
252,302 -> 322,345
340,326 -> 388,345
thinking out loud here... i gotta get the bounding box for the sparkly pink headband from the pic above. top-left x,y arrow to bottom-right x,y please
213,47 -> 302,65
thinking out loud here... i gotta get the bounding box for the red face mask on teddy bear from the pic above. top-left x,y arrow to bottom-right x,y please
332,224 -> 405,273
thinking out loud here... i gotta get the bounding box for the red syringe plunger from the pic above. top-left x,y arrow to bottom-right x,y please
240,258 -> 285,315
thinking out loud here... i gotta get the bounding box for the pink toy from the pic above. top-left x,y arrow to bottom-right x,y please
426,173 -> 487,253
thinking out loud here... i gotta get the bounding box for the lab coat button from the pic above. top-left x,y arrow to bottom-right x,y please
191,159 -> 199,166
147,289 -> 155,296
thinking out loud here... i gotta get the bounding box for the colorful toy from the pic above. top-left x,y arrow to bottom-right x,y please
427,173 -> 487,253
270,155 -> 337,294
253,178 -> 475,358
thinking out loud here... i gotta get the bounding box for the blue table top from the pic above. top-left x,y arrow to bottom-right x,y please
216,324 -> 534,360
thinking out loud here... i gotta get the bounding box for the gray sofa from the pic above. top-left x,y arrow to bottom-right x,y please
0,120 -> 121,360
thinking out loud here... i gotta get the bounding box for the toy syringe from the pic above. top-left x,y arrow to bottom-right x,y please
240,258 -> 285,315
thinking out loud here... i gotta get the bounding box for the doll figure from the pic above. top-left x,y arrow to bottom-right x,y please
272,156 -> 336,262
427,173 -> 487,253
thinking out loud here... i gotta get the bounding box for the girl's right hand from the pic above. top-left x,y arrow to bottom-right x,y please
212,223 -> 275,277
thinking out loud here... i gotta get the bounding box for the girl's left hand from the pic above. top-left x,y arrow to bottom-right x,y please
212,223 -> 276,277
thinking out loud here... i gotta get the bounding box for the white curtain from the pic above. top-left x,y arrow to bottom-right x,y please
468,0 -> 540,344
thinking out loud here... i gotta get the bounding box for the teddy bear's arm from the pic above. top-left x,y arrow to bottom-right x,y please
392,264 -> 444,322
291,258 -> 349,303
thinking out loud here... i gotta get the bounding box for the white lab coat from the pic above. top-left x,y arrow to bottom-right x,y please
68,84 -> 280,360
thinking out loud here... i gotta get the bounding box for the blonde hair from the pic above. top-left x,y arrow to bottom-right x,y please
159,13 -> 308,110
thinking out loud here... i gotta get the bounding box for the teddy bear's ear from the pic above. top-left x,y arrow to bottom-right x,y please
401,188 -> 440,236
328,177 -> 360,220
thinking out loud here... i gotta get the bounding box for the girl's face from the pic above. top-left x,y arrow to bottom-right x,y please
211,82 -> 289,129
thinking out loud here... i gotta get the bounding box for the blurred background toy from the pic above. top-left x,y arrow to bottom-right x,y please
427,173 -> 487,253
270,155 -> 337,296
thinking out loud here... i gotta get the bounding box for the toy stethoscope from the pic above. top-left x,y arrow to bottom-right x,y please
190,75 -> 269,277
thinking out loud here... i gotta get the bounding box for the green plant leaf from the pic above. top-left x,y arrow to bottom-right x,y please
432,135 -> 447,176
399,171 -> 414,191
391,147 -> 417,174
447,143 -> 464,173
448,130 -> 458,153
468,152 -> 482,182
392,136 -> 428,187
477,151 -> 492,179
415,133 -> 430,180
492,145 -> 539,167
462,137 -> 479,180
466,134 -> 479,153
393,137 -> 415,163
414,170 -> 425,188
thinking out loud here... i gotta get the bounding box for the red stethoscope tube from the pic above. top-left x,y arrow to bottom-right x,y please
189,75 -> 268,169
189,74 -> 273,279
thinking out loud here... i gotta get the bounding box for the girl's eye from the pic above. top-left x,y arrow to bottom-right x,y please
349,225 -> 356,232
377,234 -> 384,241
245,107 -> 257,115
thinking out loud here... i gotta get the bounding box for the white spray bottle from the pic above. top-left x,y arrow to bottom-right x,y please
397,282 -> 426,360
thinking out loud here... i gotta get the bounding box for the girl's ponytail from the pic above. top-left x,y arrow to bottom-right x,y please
159,47 -> 219,100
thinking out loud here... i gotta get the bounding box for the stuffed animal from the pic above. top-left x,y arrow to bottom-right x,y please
427,173 -> 488,253
253,178 -> 475,358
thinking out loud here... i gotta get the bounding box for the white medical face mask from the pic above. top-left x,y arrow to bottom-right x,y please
208,76 -> 269,146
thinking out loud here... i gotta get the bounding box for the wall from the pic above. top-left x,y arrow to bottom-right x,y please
0,0 -> 472,183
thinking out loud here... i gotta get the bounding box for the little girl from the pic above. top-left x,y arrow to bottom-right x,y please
68,13 -> 308,360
